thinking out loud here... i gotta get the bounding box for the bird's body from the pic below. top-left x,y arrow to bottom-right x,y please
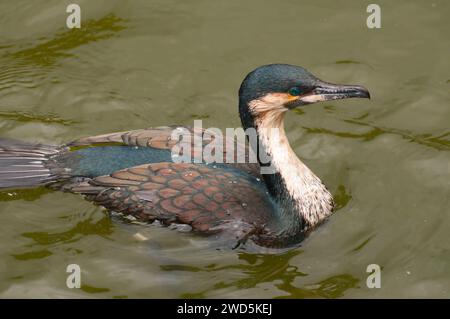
0,64 -> 370,249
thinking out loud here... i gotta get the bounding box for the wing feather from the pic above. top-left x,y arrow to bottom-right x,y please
70,162 -> 274,234
67,126 -> 261,178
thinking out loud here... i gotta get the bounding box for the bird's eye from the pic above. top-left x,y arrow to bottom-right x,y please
288,87 -> 301,96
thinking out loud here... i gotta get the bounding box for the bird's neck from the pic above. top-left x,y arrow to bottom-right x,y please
244,100 -> 334,236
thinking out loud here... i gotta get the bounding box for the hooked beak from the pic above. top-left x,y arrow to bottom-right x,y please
294,81 -> 370,107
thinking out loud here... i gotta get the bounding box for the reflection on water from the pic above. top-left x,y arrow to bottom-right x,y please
333,185 -> 352,211
350,235 -> 375,253
278,274 -> 360,299
80,284 -> 110,294
21,214 -> 113,246
161,250 -> 359,298
0,14 -> 127,99
163,251 -> 306,298
0,187 -> 53,202
0,110 -> 76,125
5,14 -> 127,67
12,249 -> 53,261
303,117 -> 450,151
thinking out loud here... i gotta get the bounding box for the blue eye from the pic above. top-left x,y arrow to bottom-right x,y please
288,87 -> 301,96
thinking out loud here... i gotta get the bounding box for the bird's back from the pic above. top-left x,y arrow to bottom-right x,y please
42,127 -> 280,247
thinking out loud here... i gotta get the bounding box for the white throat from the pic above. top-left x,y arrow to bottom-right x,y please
248,98 -> 334,228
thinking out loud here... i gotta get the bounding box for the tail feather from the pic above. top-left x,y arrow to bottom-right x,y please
0,139 -> 62,189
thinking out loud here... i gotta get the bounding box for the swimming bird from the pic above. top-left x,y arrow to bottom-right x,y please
0,64 -> 369,248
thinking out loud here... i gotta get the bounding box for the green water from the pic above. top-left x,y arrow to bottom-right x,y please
0,0 -> 449,298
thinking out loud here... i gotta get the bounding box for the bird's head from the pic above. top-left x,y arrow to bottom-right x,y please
239,64 -> 370,129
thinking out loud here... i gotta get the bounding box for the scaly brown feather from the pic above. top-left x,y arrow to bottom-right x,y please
67,162 -> 275,237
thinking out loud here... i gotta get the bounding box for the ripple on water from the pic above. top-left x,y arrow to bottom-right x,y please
0,14 -> 127,100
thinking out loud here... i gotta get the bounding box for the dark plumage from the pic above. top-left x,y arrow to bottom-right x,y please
0,64 -> 370,249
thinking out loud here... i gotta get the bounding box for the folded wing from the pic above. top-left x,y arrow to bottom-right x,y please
69,162 -> 275,234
